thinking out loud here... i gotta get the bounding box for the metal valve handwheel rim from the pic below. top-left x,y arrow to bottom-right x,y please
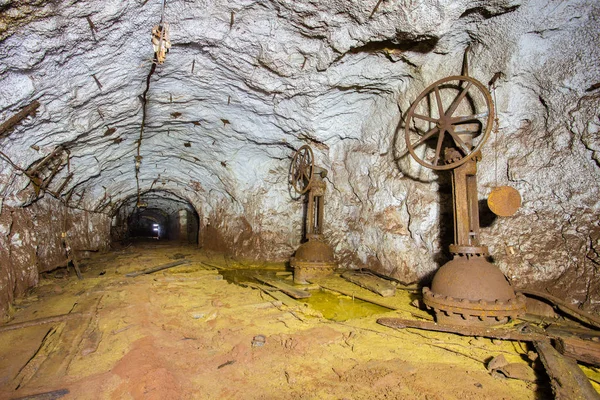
404,75 -> 495,171
290,144 -> 314,194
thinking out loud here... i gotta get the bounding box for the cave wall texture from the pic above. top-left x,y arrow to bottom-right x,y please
0,196 -> 110,316
0,0 -> 599,314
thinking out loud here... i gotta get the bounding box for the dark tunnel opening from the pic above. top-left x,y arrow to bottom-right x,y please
110,190 -> 200,245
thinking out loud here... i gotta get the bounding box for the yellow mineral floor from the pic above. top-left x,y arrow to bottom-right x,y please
0,241 -> 595,399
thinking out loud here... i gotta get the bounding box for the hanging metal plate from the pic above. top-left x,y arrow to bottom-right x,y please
487,186 -> 521,217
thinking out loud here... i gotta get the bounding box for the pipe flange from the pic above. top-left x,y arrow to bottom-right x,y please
290,257 -> 337,269
449,245 -> 489,257
292,258 -> 336,284
423,286 -> 526,320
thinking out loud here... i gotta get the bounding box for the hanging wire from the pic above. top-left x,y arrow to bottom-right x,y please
160,0 -> 166,23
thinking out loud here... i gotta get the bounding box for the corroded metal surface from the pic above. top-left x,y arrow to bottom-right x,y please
404,75 -> 494,171
289,145 -> 336,284
487,186 -> 522,217
423,256 -> 526,326
406,75 -> 523,326
289,145 -> 314,195
448,244 -> 489,256
0,100 -> 40,138
291,236 -> 336,284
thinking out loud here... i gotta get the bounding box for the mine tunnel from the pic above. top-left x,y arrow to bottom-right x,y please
111,191 -> 200,243
1,1 -> 600,399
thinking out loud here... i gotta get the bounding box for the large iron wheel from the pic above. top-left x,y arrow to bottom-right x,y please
290,145 -> 314,195
404,75 -> 494,170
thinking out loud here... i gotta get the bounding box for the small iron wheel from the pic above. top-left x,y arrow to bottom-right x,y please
404,75 -> 494,170
290,145 -> 314,194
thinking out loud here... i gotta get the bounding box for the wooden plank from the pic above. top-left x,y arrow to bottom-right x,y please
0,312 -> 84,334
378,317 -> 600,368
125,260 -> 189,277
312,277 -> 400,311
239,282 -> 302,308
519,289 -> 600,329
234,301 -> 283,310
200,261 -> 225,270
356,268 -> 420,290
255,276 -> 311,299
153,270 -> 222,283
265,290 -> 305,308
533,340 -> 600,400
12,388 -> 70,400
555,336 -> 600,367
69,244 -> 83,280
546,325 -> 600,340
341,271 -> 396,297
377,317 -> 547,342
14,323 -> 66,390
546,325 -> 600,366
238,282 -> 278,292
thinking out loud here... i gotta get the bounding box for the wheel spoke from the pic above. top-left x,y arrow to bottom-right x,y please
412,113 -> 439,123
298,158 -> 307,173
434,86 -> 444,118
450,112 -> 488,124
303,168 -> 311,181
445,82 -> 472,117
432,130 -> 445,166
448,130 -> 472,156
410,127 -> 439,149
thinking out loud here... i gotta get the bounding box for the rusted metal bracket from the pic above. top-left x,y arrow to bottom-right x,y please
54,173 -> 73,197
0,146 -> 73,200
26,146 -> 70,197
0,100 -> 40,138
94,187 -> 113,212
38,158 -> 63,193
369,0 -> 385,18
27,146 -> 64,176
86,15 -> 98,42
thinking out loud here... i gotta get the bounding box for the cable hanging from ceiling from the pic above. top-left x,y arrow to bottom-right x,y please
136,0 -> 170,208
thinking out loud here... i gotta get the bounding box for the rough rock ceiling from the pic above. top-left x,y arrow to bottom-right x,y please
0,0 -> 519,209
1,0 -> 599,296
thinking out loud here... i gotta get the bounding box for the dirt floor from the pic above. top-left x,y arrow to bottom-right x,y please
1,241 -> 599,399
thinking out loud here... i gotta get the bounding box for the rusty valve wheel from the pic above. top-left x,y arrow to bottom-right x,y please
289,145 -> 314,195
404,75 -> 494,170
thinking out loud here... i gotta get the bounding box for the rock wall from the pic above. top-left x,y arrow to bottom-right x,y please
0,0 -> 599,309
188,0 -> 600,307
0,195 -> 110,319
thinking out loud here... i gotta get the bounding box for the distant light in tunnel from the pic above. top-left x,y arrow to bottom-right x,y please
152,223 -> 161,239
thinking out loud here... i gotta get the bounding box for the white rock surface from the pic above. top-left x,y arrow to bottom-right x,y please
0,0 -> 599,304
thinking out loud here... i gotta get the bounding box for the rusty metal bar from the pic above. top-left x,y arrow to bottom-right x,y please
40,159 -> 63,191
27,146 -> 64,176
0,100 -> 40,138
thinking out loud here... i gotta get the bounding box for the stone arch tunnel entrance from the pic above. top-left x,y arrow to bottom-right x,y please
111,191 -> 200,244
